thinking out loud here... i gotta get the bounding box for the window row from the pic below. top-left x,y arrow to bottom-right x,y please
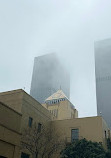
28,117 -> 42,132
46,98 -> 66,105
96,76 -> 111,82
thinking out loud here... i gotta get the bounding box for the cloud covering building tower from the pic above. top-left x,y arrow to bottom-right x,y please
30,53 -> 70,103
95,38 -> 111,128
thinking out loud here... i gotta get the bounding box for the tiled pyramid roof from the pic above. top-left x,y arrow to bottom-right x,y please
45,89 -> 68,101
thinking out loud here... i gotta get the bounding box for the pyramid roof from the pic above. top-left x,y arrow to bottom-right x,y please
45,89 -> 68,101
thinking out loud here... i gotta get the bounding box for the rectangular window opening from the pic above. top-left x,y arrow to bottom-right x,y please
71,129 -> 79,142
28,117 -> 33,128
21,152 -> 30,158
38,123 -> 42,133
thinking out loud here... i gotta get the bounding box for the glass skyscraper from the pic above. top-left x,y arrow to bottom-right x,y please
30,53 -> 70,103
95,38 -> 111,128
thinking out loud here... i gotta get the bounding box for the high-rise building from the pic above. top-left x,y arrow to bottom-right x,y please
30,53 -> 70,103
95,38 -> 111,128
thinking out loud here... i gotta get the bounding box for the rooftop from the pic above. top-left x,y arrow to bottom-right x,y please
45,89 -> 68,101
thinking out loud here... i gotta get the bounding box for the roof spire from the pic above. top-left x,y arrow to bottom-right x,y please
60,85 -> 61,90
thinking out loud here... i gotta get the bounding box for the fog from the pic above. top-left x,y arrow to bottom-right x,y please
30,53 -> 70,103
0,0 -> 111,117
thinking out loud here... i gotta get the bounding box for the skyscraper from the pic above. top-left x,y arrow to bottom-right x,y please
95,38 -> 111,128
30,53 -> 70,103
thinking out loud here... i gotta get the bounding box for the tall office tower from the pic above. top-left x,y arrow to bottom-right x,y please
30,53 -> 70,104
95,38 -> 111,128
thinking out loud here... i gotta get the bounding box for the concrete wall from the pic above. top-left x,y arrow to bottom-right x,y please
0,89 -> 54,158
102,118 -> 110,149
43,100 -> 78,120
0,89 -> 23,113
0,102 -> 21,158
21,91 -> 53,130
0,89 -> 53,157
51,116 -> 107,145
0,89 -> 53,128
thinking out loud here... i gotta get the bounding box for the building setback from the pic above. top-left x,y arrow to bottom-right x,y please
95,38 -> 111,128
30,53 -> 70,103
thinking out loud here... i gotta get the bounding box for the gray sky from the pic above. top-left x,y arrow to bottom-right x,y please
0,0 -> 111,117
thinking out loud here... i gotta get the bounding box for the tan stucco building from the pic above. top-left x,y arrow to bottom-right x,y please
0,89 -> 53,158
0,101 -> 22,158
42,89 -> 78,120
0,89 -> 110,158
51,116 -> 110,149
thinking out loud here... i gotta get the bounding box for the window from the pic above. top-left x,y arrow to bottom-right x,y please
71,129 -> 79,142
21,152 -> 29,158
28,117 -> 33,127
38,123 -> 42,132
105,130 -> 107,138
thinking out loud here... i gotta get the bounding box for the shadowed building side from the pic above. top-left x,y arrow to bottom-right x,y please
30,53 -> 70,103
0,101 -> 22,158
0,89 -> 53,158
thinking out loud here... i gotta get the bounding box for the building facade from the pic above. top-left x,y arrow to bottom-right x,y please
30,53 -> 70,103
0,89 -> 110,158
51,116 -> 110,149
95,38 -> 111,128
0,101 -> 21,158
42,89 -> 78,120
0,89 -> 53,158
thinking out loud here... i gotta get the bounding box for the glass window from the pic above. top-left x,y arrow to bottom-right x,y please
38,123 -> 42,133
21,152 -> 30,158
28,117 -> 33,128
105,130 -> 107,138
71,129 -> 79,142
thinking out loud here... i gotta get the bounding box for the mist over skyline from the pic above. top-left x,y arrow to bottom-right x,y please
0,0 -> 111,117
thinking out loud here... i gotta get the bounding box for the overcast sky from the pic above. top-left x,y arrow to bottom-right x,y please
0,0 -> 111,117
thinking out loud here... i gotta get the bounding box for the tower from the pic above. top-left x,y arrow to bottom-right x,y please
95,38 -> 111,128
42,89 -> 78,120
30,53 -> 70,103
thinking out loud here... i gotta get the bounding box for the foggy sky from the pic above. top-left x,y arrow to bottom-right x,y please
0,0 -> 111,117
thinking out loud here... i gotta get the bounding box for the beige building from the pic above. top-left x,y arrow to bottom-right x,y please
0,89 -> 111,158
51,116 -> 110,149
0,89 -> 53,158
0,101 -> 22,158
42,89 -> 78,120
